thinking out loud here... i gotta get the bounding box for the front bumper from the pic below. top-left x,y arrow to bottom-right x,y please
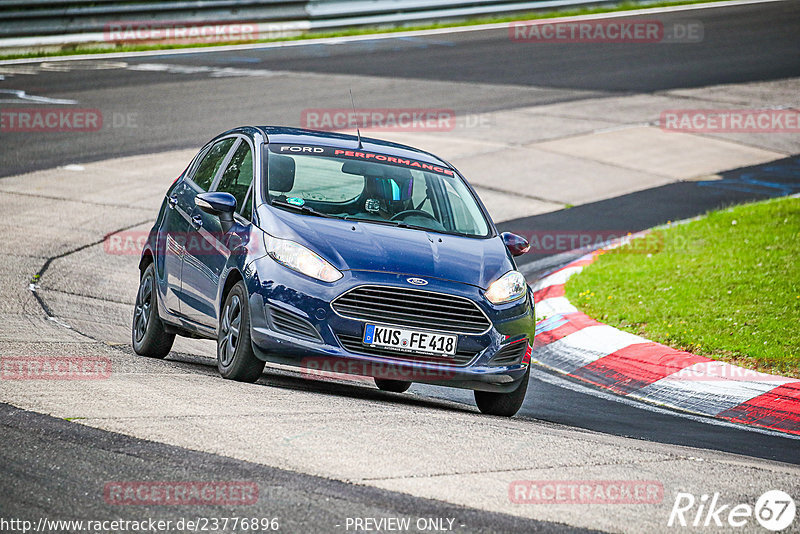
246,257 -> 535,393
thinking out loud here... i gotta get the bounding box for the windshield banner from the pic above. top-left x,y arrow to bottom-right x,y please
269,144 -> 455,177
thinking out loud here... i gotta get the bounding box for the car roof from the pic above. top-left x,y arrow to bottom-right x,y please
253,126 -> 452,170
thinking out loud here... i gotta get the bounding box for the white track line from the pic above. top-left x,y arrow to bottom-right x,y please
533,367 -> 800,440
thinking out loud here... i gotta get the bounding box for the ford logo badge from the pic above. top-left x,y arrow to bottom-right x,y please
406,277 -> 428,286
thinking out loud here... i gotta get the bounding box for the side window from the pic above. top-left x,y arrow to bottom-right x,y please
410,172 -> 436,218
443,180 -> 477,234
192,138 -> 235,191
216,140 -> 254,219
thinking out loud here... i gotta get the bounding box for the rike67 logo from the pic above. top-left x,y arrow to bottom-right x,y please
668,490 -> 795,531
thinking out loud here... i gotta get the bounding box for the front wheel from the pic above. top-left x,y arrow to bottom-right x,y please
132,263 -> 175,358
217,281 -> 265,383
474,367 -> 530,417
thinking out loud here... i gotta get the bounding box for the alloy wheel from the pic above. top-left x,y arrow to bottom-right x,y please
219,295 -> 241,367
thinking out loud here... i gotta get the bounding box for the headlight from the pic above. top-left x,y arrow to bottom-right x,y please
265,235 -> 342,282
485,270 -> 527,305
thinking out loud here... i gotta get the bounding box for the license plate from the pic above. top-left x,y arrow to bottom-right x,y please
363,324 -> 457,356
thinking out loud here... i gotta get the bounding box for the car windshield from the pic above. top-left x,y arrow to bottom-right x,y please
264,144 -> 490,237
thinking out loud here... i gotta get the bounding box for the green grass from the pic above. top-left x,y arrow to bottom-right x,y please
565,196 -> 800,378
1,0 -> 727,61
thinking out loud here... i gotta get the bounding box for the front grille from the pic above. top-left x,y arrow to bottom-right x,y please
267,306 -> 321,341
331,285 -> 491,335
337,334 -> 477,366
489,339 -> 528,366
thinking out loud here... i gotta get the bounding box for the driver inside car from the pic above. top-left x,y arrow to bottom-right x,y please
340,160 -> 447,232
362,172 -> 414,220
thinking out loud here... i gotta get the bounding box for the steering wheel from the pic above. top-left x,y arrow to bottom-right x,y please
390,210 -> 439,222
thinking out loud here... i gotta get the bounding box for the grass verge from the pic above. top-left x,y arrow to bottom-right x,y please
564,196 -> 800,378
1,0 -> 727,61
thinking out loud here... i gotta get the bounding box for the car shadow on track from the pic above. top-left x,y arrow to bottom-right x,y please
161,350 -> 477,416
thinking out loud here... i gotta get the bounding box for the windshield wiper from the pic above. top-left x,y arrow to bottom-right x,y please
344,216 -> 403,227
394,221 -> 474,237
394,221 -> 435,232
345,216 -> 446,234
271,200 -> 336,219
344,216 -> 479,238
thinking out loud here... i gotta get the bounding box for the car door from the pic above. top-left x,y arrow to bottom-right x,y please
174,136 -> 236,322
159,142 -> 226,315
181,136 -> 255,328
161,177 -> 193,316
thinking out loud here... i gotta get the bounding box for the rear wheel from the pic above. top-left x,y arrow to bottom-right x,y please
474,367 -> 530,417
132,263 -> 175,358
217,281 -> 265,383
374,378 -> 411,393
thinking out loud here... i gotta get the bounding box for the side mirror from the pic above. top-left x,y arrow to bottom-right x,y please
501,232 -> 530,257
196,192 -> 237,232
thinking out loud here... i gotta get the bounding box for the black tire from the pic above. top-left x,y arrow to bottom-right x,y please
217,281 -> 265,383
474,367 -> 530,417
132,263 -> 175,358
374,378 -> 411,393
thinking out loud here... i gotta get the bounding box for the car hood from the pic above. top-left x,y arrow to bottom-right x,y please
259,208 -> 513,289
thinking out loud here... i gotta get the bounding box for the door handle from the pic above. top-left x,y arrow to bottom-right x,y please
191,214 -> 203,228
168,195 -> 178,209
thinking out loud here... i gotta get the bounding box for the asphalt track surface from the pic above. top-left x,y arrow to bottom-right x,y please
1,403 -> 582,533
1,0 -> 799,176
503,154 -> 800,274
1,1 -> 800,530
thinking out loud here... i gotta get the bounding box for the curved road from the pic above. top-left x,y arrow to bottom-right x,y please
1,0 -> 798,176
1,1 -> 799,531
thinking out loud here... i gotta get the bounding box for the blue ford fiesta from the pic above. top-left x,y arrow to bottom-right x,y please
133,126 -> 535,416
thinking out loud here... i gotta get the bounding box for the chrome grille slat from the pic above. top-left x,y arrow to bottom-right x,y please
333,303 -> 478,325
354,290 -> 485,311
343,294 -> 485,317
356,287 -> 476,304
332,311 -> 463,331
332,285 -> 491,335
